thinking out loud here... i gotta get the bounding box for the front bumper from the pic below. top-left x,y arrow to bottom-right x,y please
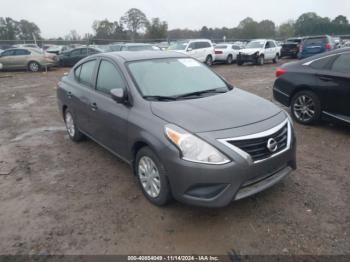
161,117 -> 297,207
237,53 -> 258,63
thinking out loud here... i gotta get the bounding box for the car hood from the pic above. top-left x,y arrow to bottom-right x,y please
239,48 -> 262,55
151,88 -> 282,133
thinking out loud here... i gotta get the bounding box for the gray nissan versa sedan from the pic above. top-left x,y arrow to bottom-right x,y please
57,51 -> 296,207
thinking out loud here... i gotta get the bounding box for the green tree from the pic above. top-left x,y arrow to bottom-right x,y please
145,18 -> 168,39
258,20 -> 276,38
278,20 -> 295,38
332,15 -> 349,25
17,19 -> 41,40
93,19 -> 115,39
120,8 -> 148,41
0,17 -> 19,40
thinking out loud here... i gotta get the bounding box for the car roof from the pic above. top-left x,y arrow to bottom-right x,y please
123,43 -> 152,46
103,50 -> 188,62
299,47 -> 350,63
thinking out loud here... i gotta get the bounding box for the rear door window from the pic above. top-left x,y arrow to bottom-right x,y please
331,53 -> 350,74
71,49 -> 82,57
78,60 -> 96,87
304,37 -> 326,46
310,55 -> 337,70
14,49 -> 30,56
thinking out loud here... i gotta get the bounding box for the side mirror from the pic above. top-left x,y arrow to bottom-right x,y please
110,88 -> 127,104
187,47 -> 193,52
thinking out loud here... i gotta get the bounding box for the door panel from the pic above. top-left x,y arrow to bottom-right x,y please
88,59 -> 129,157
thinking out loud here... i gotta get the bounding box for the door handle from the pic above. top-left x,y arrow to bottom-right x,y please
318,75 -> 332,82
90,102 -> 98,111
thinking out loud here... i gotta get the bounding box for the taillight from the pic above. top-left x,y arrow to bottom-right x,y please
215,50 -> 223,54
275,68 -> 286,77
326,43 -> 331,50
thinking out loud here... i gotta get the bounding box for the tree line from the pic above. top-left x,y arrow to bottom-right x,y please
0,9 -> 349,43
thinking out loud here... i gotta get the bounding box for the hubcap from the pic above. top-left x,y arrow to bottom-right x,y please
227,56 -> 233,64
138,156 -> 161,198
293,95 -> 315,122
65,112 -> 75,137
30,63 -> 39,72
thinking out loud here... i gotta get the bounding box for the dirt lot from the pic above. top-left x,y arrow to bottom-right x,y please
0,60 -> 349,256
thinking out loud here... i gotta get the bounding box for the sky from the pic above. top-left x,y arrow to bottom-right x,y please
1,0 -> 349,38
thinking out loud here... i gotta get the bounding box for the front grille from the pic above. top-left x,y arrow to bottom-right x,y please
227,124 -> 288,162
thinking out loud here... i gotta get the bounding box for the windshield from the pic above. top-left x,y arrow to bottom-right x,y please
168,41 -> 188,50
128,58 -> 229,98
246,41 -> 265,49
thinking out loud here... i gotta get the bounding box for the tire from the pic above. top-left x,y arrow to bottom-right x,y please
256,55 -> 264,65
205,55 -> 213,66
28,61 -> 40,72
237,59 -> 243,66
273,54 -> 279,63
64,109 -> 85,142
135,147 -> 172,206
226,54 -> 233,64
291,90 -> 321,125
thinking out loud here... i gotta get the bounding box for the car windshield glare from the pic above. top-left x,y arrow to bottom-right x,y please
246,41 -> 265,49
168,42 -> 188,50
128,58 -> 228,98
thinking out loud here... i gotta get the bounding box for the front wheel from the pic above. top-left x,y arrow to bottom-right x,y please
256,56 -> 264,65
291,91 -> 321,125
135,147 -> 172,206
205,55 -> 213,66
226,55 -> 233,64
273,54 -> 279,63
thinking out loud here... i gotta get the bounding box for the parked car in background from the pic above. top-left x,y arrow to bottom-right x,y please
58,47 -> 102,67
168,39 -> 215,66
214,43 -> 241,64
299,35 -> 336,59
57,51 -> 296,207
281,37 -> 303,58
106,43 -> 158,52
156,41 -> 170,50
237,39 -> 280,65
274,48 -> 350,125
13,44 -> 41,50
46,45 -> 71,55
0,49 -> 3,54
0,48 -> 57,72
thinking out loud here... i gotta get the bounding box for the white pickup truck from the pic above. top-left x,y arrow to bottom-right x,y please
237,39 -> 281,65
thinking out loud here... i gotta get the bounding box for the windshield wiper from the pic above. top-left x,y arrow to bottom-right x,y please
143,95 -> 177,101
175,88 -> 228,99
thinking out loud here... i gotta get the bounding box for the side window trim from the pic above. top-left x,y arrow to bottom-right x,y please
94,58 -> 128,97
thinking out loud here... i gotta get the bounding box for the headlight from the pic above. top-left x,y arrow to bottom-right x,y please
165,125 -> 230,165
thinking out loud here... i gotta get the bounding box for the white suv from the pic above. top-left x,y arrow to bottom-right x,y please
168,39 -> 215,66
237,39 -> 280,65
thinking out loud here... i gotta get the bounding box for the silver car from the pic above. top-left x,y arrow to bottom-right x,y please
0,48 -> 57,72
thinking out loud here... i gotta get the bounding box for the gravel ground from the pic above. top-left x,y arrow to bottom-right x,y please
0,60 -> 349,255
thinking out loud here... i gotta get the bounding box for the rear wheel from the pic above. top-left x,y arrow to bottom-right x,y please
205,55 -> 213,66
28,61 -> 40,72
291,91 -> 321,125
273,54 -> 279,63
226,55 -> 233,64
237,59 -> 243,66
135,147 -> 172,206
64,109 -> 85,142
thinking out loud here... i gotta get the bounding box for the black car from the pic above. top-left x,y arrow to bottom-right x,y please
58,47 -> 102,67
273,48 -> 350,125
281,37 -> 303,58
